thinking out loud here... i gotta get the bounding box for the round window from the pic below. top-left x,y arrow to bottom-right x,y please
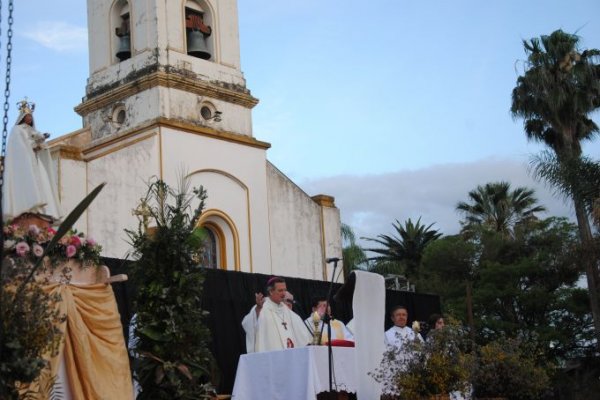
200,106 -> 212,120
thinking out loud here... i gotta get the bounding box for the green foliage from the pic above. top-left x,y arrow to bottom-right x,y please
126,177 -> 215,400
373,324 -> 474,399
0,280 -> 63,400
363,217 -> 442,280
474,218 -> 590,359
531,151 -> 600,224
456,181 -> 546,237
511,30 -> 600,160
473,338 -> 551,400
340,223 -> 367,278
511,29 -> 600,345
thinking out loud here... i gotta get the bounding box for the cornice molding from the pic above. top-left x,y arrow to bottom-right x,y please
311,194 -> 336,208
81,117 -> 270,160
74,70 -> 259,116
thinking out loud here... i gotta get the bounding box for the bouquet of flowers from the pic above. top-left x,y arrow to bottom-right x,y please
3,224 -> 102,267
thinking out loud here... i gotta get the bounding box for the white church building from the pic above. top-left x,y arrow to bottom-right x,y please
48,0 -> 342,281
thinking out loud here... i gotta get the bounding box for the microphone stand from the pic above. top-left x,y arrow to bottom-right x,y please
323,258 -> 339,399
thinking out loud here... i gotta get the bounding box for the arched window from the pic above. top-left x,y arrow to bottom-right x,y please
185,0 -> 214,60
199,221 -> 227,269
112,0 -> 131,62
201,227 -> 218,269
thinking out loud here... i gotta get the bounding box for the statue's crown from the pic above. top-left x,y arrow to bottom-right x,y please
17,98 -> 35,115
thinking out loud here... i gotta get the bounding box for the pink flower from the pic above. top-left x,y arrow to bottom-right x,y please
15,242 -> 30,257
32,243 -> 44,258
28,224 -> 40,236
70,236 -> 82,248
85,237 -> 97,247
47,228 -> 57,236
66,245 -> 77,258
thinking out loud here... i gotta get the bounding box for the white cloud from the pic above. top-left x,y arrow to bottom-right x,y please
22,21 -> 87,52
300,157 -> 575,243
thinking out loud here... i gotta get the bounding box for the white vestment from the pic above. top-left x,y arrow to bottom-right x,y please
3,121 -> 61,220
241,305 -> 259,353
303,317 -> 354,342
384,325 -> 423,349
254,298 -> 311,353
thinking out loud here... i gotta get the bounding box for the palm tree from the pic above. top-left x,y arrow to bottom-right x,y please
531,151 -> 600,226
340,223 -> 367,279
362,217 -> 442,280
456,181 -> 546,237
511,29 -> 600,346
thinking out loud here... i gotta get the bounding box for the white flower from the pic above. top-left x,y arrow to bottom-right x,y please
3,239 -> 16,250
412,321 -> 420,333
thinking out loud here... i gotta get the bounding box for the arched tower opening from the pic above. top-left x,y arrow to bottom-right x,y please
112,0 -> 131,62
185,0 -> 214,60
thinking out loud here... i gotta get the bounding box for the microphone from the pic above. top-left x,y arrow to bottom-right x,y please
325,257 -> 341,263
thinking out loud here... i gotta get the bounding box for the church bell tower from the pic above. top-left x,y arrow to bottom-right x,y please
77,0 -> 258,141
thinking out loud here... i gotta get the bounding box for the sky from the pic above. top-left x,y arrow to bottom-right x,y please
4,0 -> 600,242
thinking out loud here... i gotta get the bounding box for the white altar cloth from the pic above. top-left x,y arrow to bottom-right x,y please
232,346 -> 356,400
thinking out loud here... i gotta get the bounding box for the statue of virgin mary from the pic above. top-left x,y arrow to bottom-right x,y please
2,100 -> 62,222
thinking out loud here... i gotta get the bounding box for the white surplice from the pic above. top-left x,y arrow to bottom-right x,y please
2,119 -> 61,220
254,298 -> 311,353
384,325 -> 423,349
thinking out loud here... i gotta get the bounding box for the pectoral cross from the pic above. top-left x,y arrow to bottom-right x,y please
281,321 -> 288,330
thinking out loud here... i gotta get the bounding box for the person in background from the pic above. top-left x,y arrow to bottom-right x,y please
304,296 -> 353,343
384,305 -> 423,348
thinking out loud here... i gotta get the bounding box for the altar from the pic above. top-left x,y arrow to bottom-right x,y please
232,346 -> 356,400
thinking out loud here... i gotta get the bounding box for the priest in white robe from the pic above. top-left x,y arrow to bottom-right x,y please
242,291 -> 299,353
384,305 -> 423,348
2,100 -> 61,221
253,277 -> 311,353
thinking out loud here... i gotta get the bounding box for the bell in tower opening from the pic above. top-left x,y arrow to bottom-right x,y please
186,7 -> 212,60
115,11 -> 131,61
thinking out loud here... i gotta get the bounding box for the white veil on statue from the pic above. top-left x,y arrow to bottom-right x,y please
2,99 -> 62,221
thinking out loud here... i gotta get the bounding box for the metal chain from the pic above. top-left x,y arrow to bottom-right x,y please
0,0 -> 14,282
0,0 -> 12,193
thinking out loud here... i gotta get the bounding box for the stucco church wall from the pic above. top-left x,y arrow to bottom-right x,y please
160,127 -> 271,273
57,157 -> 88,234
187,170 -> 249,271
321,206 -> 343,282
86,134 -> 160,258
164,87 -> 253,136
266,162 -> 324,280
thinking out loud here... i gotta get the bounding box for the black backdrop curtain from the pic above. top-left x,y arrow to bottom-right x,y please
103,257 -> 441,394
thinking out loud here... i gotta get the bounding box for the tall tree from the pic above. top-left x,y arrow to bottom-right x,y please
362,217 -> 441,280
511,29 -> 600,345
456,181 -> 546,237
421,235 -> 478,341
